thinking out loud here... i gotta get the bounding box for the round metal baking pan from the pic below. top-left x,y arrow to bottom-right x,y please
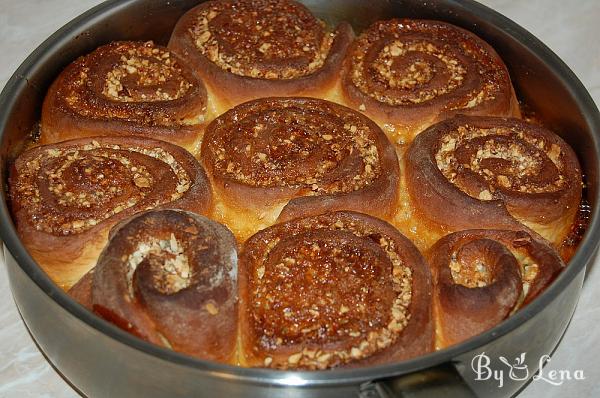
1,0 -> 599,397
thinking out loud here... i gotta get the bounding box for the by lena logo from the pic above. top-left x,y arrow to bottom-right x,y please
498,353 -> 529,381
471,352 -> 585,388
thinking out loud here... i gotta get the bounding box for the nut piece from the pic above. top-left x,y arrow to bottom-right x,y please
288,352 -> 303,364
478,189 -> 492,200
205,302 -> 219,315
134,176 -> 151,188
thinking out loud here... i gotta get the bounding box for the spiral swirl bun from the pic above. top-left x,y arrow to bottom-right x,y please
406,115 -> 582,246
189,0 -> 333,79
41,41 -> 208,153
10,136 -> 212,288
341,19 -> 520,142
168,0 -> 353,111
239,211 -> 432,369
201,97 -> 400,239
428,229 -> 563,348
69,210 -> 238,362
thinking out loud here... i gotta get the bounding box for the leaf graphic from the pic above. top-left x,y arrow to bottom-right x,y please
519,353 -> 526,364
514,357 -> 522,366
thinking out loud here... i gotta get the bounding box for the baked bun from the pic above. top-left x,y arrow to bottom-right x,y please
405,115 -> 582,247
9,136 -> 212,289
69,209 -> 238,363
200,97 -> 400,240
41,41 -> 210,154
339,19 -> 520,143
428,229 -> 563,348
168,0 -> 353,113
239,211 -> 433,369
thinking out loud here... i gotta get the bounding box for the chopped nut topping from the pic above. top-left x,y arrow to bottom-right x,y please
348,20 -> 506,108
435,124 -> 568,198
478,189 -> 493,200
206,99 -> 383,196
15,141 -> 191,235
450,254 -> 493,288
60,41 -> 204,128
288,352 -> 303,364
249,215 -> 412,370
126,233 -> 192,296
189,0 -> 335,79
134,176 -> 151,188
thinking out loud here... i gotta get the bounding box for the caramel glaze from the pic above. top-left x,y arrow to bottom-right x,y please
41,41 -> 210,154
9,136 -> 212,289
168,0 -> 354,113
428,229 -> 563,349
239,211 -> 432,369
559,195 -> 591,262
405,115 -> 582,248
338,19 -> 520,143
201,97 -> 400,241
69,209 -> 238,363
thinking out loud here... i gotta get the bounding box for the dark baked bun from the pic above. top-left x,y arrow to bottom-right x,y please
69,209 -> 238,363
428,229 -> 563,348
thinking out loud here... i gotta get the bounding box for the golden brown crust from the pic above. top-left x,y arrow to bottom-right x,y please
68,209 -> 238,363
239,211 -> 433,369
200,97 -> 400,240
340,19 -> 520,143
168,0 -> 353,112
69,269 -> 94,310
428,229 -> 563,348
9,136 -> 213,289
41,41 -> 209,154
405,115 -> 582,246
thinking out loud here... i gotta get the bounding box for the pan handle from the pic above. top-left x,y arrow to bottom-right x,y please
359,362 -> 478,398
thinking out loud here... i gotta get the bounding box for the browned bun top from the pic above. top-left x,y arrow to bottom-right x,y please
187,0 -> 338,79
77,209 -> 238,362
168,0 -> 353,108
9,136 -> 213,288
405,115 -> 582,244
200,97 -> 399,221
342,19 -> 518,135
429,229 -> 564,347
239,211 -> 433,369
11,136 -> 212,236
41,41 -> 208,146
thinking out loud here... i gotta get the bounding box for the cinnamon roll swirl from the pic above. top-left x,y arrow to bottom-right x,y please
200,97 -> 400,240
428,229 -> 564,348
41,41 -> 209,154
69,209 -> 238,363
340,19 -> 520,143
9,136 -> 212,289
168,0 -> 353,112
405,116 -> 582,247
239,211 -> 433,369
